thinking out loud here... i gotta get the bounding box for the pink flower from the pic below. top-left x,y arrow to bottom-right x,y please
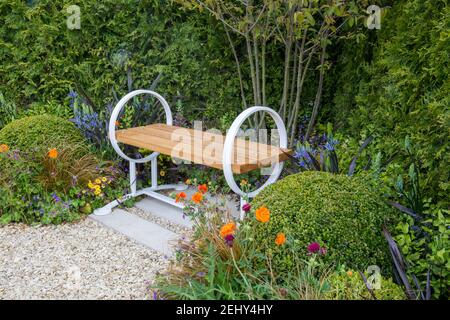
307,242 -> 321,253
319,246 -> 327,255
242,203 -> 251,213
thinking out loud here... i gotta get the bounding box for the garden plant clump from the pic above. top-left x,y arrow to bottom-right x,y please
154,186 -> 405,300
0,114 -> 131,224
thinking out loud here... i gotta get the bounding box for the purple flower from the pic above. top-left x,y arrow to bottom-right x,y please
51,193 -> 61,203
242,203 -> 251,213
68,90 -> 78,99
196,271 -> 206,278
307,242 -> 321,254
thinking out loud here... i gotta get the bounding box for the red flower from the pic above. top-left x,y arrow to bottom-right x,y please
224,234 -> 235,247
175,192 -> 187,203
198,184 -> 208,194
307,242 -> 321,254
242,203 -> 251,212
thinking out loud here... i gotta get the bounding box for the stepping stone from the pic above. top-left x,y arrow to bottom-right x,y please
89,209 -> 178,255
135,198 -> 193,228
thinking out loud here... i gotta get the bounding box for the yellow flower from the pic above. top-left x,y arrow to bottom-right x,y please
101,177 -> 107,182
240,179 -> 248,186
185,179 -> 191,185
0,144 -> 10,153
95,178 -> 101,184
94,190 -> 101,196
160,170 -> 166,177
87,181 -> 95,189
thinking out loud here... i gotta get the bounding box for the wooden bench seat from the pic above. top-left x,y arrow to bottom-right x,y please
116,123 -> 292,174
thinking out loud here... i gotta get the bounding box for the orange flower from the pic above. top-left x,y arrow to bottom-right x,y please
115,120 -> 120,127
255,206 -> 270,223
175,192 -> 187,203
347,270 -> 353,277
48,148 -> 58,159
191,192 -> 203,204
220,222 -> 236,239
0,144 -> 9,153
275,233 -> 286,246
198,184 -> 208,194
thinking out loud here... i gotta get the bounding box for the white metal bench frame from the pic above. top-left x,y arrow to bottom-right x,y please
93,90 -> 287,219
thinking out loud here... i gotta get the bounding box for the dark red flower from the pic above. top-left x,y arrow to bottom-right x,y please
307,242 -> 321,253
224,234 -> 235,247
242,203 -> 251,212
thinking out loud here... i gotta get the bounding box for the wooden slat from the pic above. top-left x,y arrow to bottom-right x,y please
116,124 -> 292,174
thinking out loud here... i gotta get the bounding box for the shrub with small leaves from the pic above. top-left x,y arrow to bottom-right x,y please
249,171 -> 398,277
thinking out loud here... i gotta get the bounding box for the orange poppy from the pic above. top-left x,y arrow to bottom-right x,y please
198,184 -> 208,194
0,144 -> 9,153
255,206 -> 270,223
191,192 -> 203,204
48,148 -> 58,159
175,192 -> 187,203
275,233 -> 286,246
220,222 -> 236,239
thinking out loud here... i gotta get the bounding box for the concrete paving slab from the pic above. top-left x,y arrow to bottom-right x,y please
89,209 -> 178,256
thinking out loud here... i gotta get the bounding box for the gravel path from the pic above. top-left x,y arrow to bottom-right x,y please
0,218 -> 168,300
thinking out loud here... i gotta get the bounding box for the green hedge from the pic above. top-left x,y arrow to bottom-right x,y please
327,0 -> 450,208
0,0 -> 241,123
249,171 -> 397,276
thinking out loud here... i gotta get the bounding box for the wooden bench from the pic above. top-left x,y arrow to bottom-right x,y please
115,123 -> 292,174
94,90 -> 291,218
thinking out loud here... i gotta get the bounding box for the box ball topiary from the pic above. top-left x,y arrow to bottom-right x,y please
0,114 -> 85,153
249,171 -> 397,276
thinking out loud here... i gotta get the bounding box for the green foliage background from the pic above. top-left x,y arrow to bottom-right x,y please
327,0 -> 449,208
0,0 -> 241,123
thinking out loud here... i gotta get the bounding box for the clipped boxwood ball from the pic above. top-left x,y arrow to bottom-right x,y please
249,171 -> 397,276
0,114 -> 84,153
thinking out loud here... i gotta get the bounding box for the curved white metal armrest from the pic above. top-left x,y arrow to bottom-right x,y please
109,89 -> 173,164
222,106 -> 288,199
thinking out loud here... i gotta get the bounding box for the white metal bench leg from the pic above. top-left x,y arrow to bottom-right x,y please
239,196 -> 246,221
93,156 -> 187,216
130,162 -> 137,196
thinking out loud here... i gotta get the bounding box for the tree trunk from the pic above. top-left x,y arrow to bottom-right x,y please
305,44 -> 327,141
223,23 -> 247,111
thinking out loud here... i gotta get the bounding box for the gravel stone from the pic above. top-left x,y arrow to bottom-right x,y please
0,218 -> 169,300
